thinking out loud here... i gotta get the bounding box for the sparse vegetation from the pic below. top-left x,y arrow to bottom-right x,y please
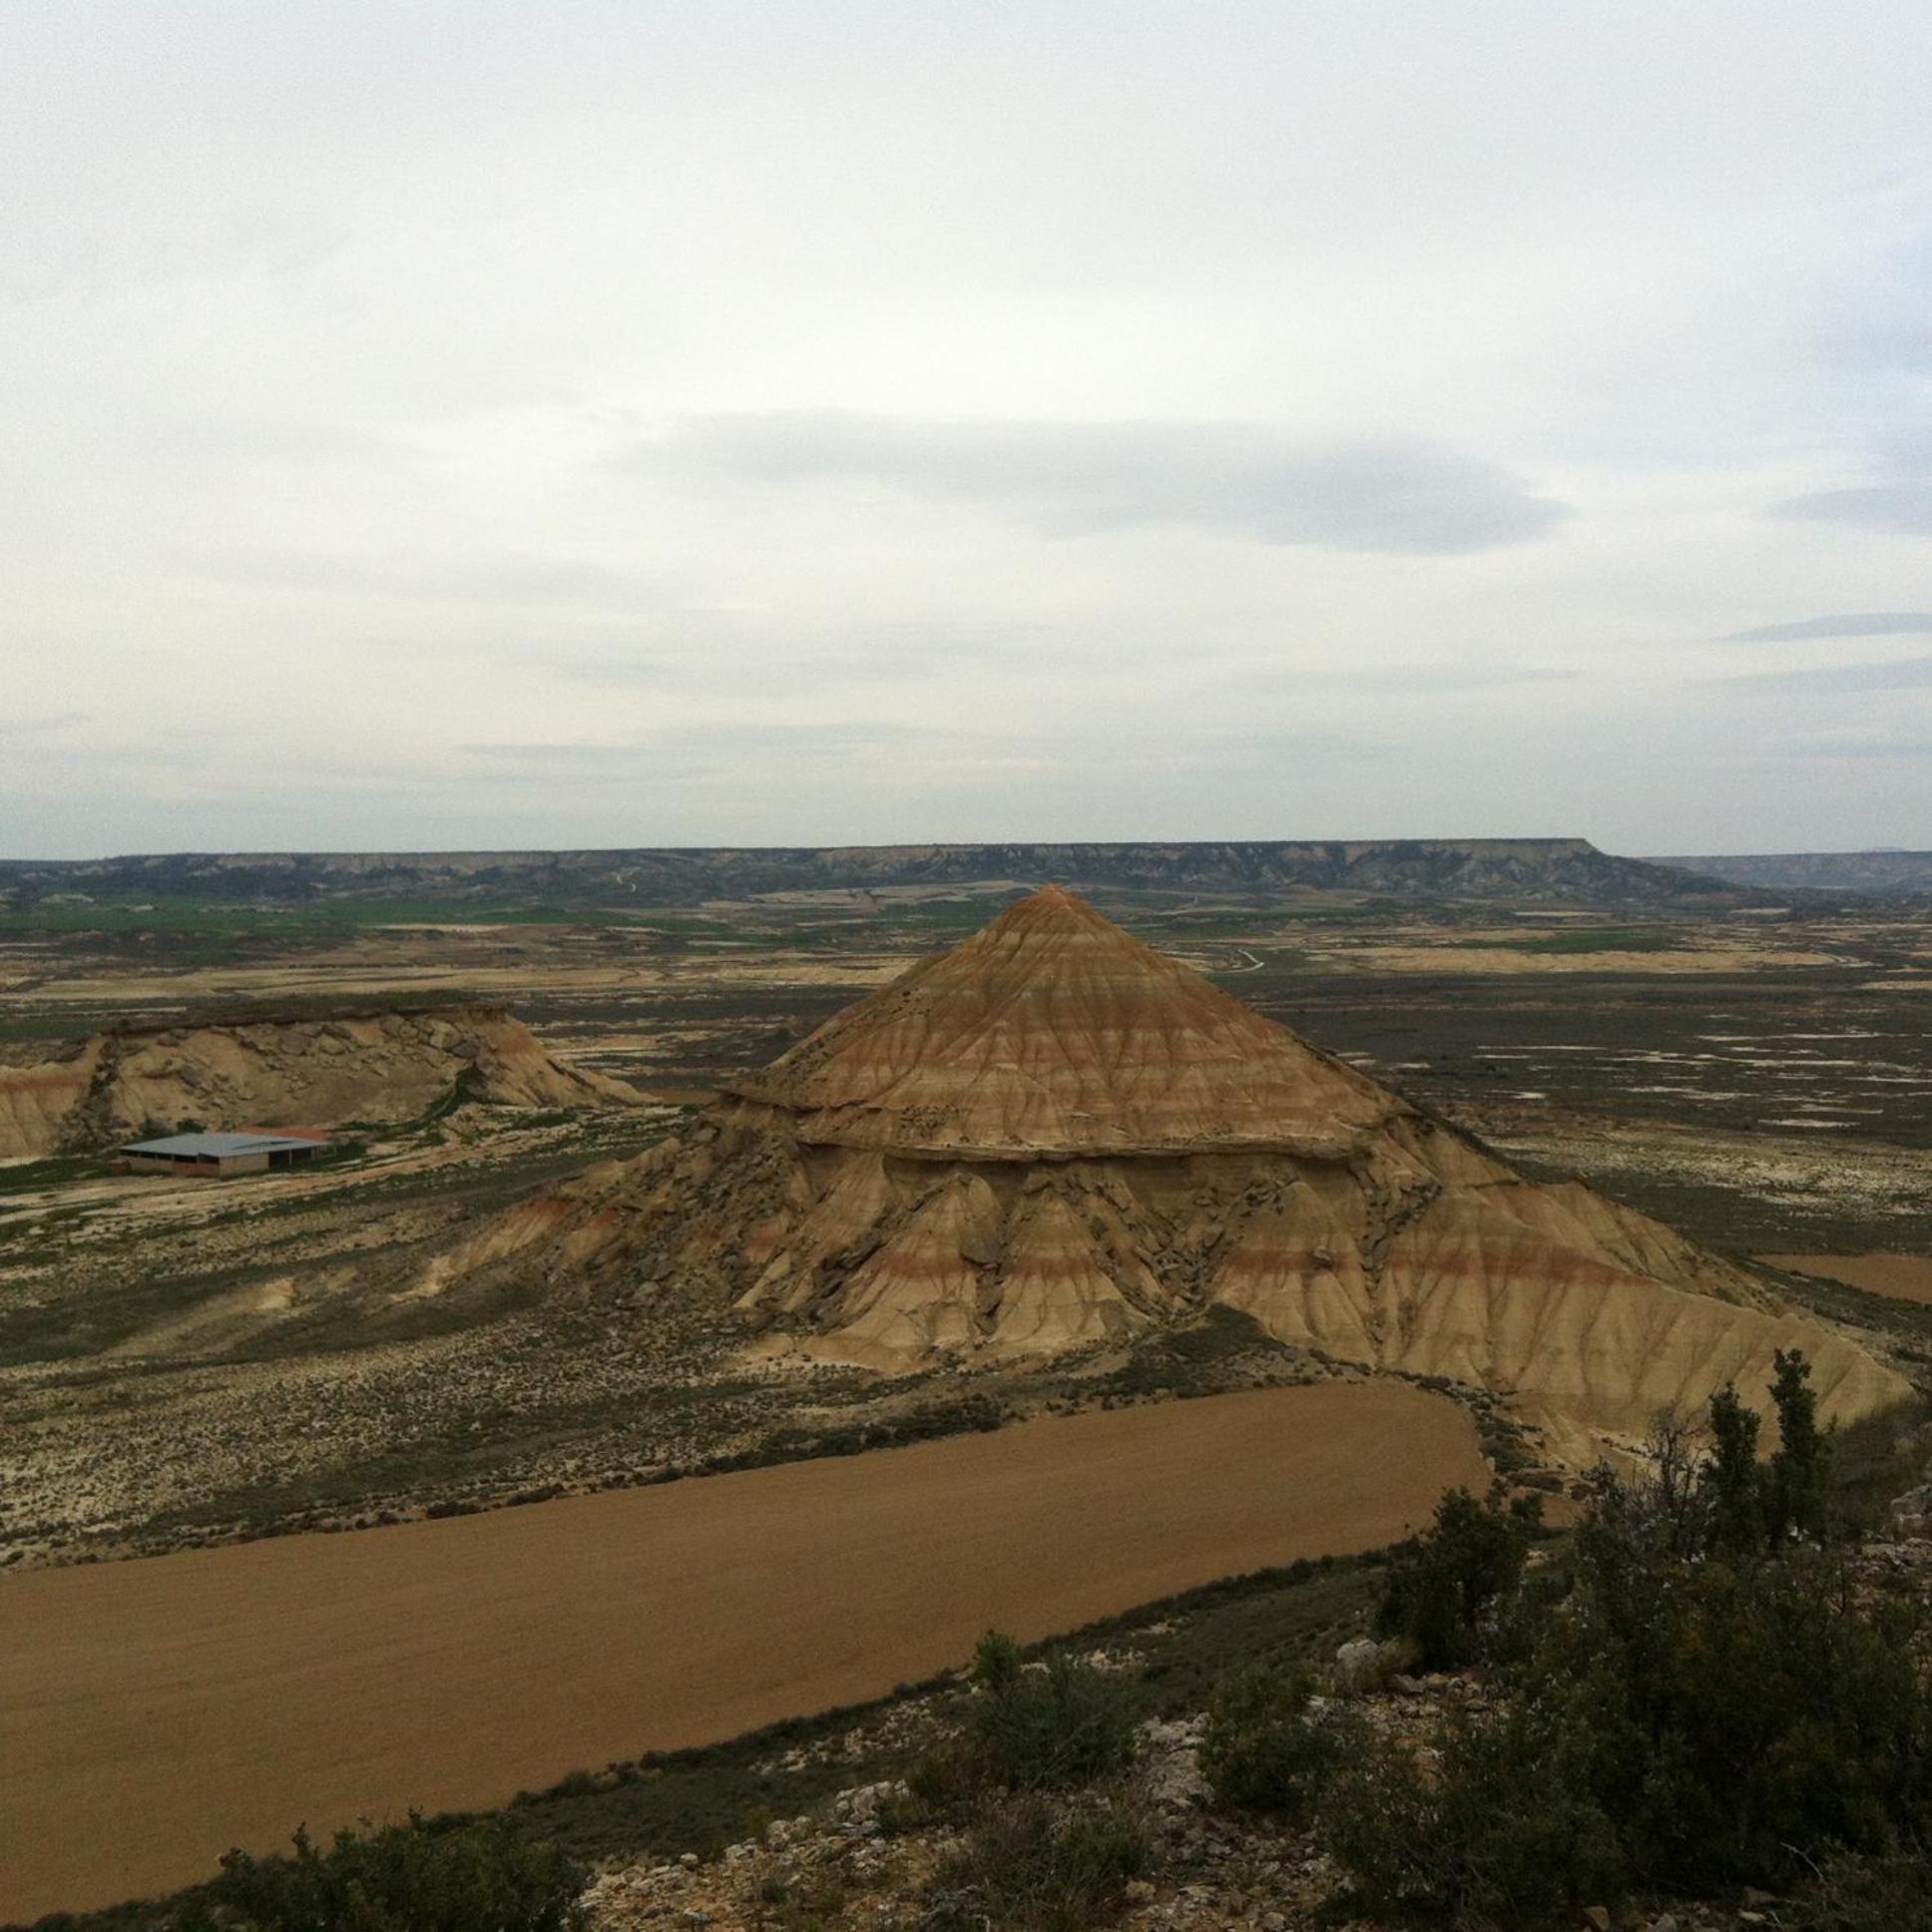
1310,1366 -> 1932,1923
1319,1692 -> 1623,1921
1198,1661 -> 1335,1813
176,1817 -> 585,1932
966,1632 -> 1138,1791
926,1794 -> 1149,1931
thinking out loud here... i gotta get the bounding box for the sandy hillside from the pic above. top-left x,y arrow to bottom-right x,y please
0,1002 -> 636,1159
424,888 -> 1909,1467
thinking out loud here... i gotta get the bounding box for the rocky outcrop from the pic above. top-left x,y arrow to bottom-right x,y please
425,889 -> 1909,1464
0,1004 -> 636,1159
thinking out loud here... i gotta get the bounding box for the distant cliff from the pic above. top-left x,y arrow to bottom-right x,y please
1663,849 -> 1932,897
0,837 -> 1747,910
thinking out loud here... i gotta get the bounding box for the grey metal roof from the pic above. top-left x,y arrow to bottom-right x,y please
119,1132 -> 327,1158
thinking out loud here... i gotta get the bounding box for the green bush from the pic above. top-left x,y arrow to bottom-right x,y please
1789,1844 -> 1932,1930
1199,1664 -> 1336,1814
1321,1363 -> 1932,1922
1555,1530 -> 1929,1891
900,1738 -> 980,1813
1319,1694 -> 1623,1923
926,1793 -> 1149,1931
175,1816 -> 586,1932
747,1870 -> 850,1930
968,1632 -> 1137,1791
1373,1486 -> 1540,1670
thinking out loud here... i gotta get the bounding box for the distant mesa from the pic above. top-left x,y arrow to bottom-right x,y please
0,1004 -> 637,1163
1662,848 -> 1932,897
0,836 -> 1756,911
430,888 -> 1908,1466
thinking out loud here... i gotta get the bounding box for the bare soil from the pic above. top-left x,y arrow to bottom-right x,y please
0,1381 -> 1480,1923
1760,1252 -> 1932,1305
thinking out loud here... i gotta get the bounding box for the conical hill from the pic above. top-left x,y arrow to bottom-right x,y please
725,885 -> 1392,1157
428,888 -> 1910,1466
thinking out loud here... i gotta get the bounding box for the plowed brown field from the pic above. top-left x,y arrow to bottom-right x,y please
1761,1251 -> 1932,1304
0,1382 -> 1483,1922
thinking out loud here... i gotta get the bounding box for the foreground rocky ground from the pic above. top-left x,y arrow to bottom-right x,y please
582,1529 -> 1932,1931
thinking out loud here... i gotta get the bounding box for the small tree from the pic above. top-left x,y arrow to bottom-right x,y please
1375,1487 -> 1541,1671
1642,1408 -> 1714,1559
1704,1382 -> 1762,1554
968,1631 -> 1136,1790
1764,1347 -> 1832,1543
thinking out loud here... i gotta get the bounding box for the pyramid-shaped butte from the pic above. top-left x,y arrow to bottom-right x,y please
727,885 -> 1392,1157
442,888 -> 1908,1464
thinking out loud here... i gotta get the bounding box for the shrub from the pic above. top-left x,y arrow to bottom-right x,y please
1373,1486 -> 1540,1670
1318,1693 -> 1623,1923
904,1739 -> 975,1806
1321,1364 -> 1932,1921
1561,1381 -> 1925,1894
747,1870 -> 850,1929
968,1632 -> 1137,1791
927,1793 -> 1148,1931
176,1816 -> 586,1932
1199,1663 -> 1336,1814
1789,1843 -> 1932,1930
1555,1536 -> 1929,1892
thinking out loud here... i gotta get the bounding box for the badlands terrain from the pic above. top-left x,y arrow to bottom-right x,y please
1,852 -> 1930,1927
2,869 -> 1929,1570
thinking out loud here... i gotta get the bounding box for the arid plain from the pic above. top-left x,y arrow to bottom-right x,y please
2,864 -> 1930,1925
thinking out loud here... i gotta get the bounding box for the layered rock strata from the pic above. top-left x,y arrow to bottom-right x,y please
0,1003 -> 635,1159
430,888 -> 1908,1463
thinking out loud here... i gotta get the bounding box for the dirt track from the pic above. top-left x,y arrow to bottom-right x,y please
0,1382 -> 1482,1922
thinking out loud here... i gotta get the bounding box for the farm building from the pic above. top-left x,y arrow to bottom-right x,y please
117,1131 -> 330,1177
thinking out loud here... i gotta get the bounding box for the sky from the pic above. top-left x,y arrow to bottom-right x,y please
4,2 -> 1931,859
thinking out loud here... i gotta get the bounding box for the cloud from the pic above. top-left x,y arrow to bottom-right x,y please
460,724 -> 877,786
1286,663 -> 1577,694
518,618 -> 1060,693
1770,483 -> 1932,535
196,549 -> 675,613
1715,655 -> 1932,695
1717,612 -> 1932,644
1777,731 -> 1932,760
644,414 -> 1570,556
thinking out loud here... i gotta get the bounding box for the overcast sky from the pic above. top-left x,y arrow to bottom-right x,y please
5,2 -> 1931,858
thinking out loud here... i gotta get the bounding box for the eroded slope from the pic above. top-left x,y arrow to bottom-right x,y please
421,889 -> 1910,1464
0,1003 -> 636,1158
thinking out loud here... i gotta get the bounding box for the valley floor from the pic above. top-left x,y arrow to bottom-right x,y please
0,1381 -> 1480,1923
1,890 -> 1929,1926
